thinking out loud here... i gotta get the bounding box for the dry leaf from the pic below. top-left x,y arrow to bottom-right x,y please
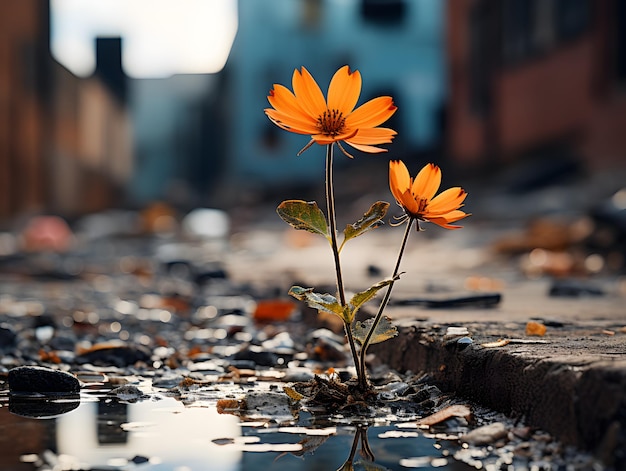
216,398 -> 242,414
417,404 -> 471,427
525,321 -> 547,336
284,386 -> 304,401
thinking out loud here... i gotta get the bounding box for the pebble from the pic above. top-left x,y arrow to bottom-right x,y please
8,365 -> 80,394
0,324 -> 17,350
233,345 -> 279,367
461,422 -> 509,445
108,385 -> 149,402
548,279 -> 605,297
75,344 -> 152,367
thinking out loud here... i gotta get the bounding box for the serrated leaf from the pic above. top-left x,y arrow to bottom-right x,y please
288,286 -> 346,321
341,201 -> 389,250
344,276 -> 397,323
277,200 -> 329,240
352,316 -> 398,346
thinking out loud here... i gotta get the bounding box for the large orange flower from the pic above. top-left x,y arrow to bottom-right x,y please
389,160 -> 469,229
265,66 -> 397,156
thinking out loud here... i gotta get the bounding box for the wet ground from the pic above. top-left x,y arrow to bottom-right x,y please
0,216 -> 621,470
0,166 -> 625,470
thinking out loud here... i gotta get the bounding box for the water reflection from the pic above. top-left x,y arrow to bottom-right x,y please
55,396 -> 241,470
336,425 -> 375,471
0,391 -> 467,470
9,395 -> 80,419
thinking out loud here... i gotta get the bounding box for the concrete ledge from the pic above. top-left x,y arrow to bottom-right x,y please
371,321 -> 626,468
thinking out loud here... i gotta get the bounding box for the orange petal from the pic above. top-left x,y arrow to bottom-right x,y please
427,210 -> 469,229
428,219 -> 464,230
412,164 -> 441,200
327,66 -> 362,115
347,127 -> 397,145
268,84 -> 312,123
389,161 -> 411,204
347,96 -> 397,128
292,67 -> 327,118
265,109 -> 320,135
437,210 -> 469,223
399,189 -> 419,215
343,141 -> 388,154
428,188 -> 467,215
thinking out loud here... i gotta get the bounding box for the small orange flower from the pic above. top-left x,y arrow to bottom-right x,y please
265,66 -> 397,157
389,160 -> 469,229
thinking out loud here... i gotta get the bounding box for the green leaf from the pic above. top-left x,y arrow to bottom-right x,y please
344,276 -> 398,323
288,286 -> 346,321
352,316 -> 398,346
341,201 -> 389,250
277,200 -> 329,240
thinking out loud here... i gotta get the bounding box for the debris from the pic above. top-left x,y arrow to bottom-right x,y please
417,404 -> 472,427
283,386 -> 304,401
75,343 -> 152,367
19,216 -> 74,253
445,326 -> 470,337
461,422 -> 509,445
548,279 -> 605,297
253,299 -> 297,322
526,321 -> 547,337
107,385 -> 149,402
481,338 -> 511,348
216,398 -> 243,414
182,208 -> 230,239
391,293 -> 501,309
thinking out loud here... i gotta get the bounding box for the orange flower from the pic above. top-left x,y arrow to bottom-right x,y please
265,66 -> 397,157
389,160 -> 469,229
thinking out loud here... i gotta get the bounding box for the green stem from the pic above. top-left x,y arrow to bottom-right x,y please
358,217 -> 415,390
325,143 -> 362,382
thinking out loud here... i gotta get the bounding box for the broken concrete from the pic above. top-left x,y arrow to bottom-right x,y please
372,320 -> 626,469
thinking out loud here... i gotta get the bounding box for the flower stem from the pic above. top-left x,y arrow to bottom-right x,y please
358,217 -> 415,390
325,143 -> 362,382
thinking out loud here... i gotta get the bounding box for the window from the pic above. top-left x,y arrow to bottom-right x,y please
360,0 -> 406,26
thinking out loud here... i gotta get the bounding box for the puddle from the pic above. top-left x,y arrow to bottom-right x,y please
0,386 -> 478,471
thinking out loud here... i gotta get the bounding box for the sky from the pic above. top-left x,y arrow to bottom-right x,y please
50,0 -> 238,78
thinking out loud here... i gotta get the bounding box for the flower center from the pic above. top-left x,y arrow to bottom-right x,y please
417,197 -> 428,215
317,109 -> 346,136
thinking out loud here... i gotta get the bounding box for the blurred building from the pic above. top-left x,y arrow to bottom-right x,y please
446,0 -> 626,172
0,0 -> 132,223
223,0 -> 446,201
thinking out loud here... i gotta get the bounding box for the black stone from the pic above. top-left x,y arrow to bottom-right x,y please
8,366 -> 80,394
75,345 -> 152,367
0,324 -> 17,350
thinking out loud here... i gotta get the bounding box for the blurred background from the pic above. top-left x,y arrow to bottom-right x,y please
1,0 -> 625,272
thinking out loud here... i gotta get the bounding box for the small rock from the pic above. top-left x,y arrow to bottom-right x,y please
461,422 -> 509,445
283,368 -> 315,383
0,324 -> 17,350
233,346 -> 279,367
152,373 -> 186,389
8,366 -> 80,394
76,344 -> 152,367
108,385 -> 149,402
182,208 -> 229,239
245,391 -> 293,417
548,279 -> 605,297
